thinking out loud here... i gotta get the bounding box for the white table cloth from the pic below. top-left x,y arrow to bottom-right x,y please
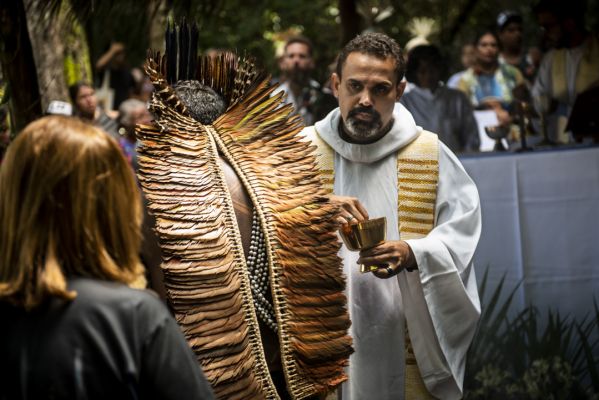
460,146 -> 599,322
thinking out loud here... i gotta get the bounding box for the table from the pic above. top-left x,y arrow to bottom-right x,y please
460,146 -> 599,323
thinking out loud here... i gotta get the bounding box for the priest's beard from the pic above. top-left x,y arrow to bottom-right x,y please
344,106 -> 387,140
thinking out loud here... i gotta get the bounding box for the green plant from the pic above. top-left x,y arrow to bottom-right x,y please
464,268 -> 599,399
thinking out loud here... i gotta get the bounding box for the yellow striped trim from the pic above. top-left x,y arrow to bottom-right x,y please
399,215 -> 434,224
400,185 -> 436,194
398,178 -> 438,185
405,327 -> 435,399
399,205 -> 434,215
401,226 -> 433,235
398,131 -> 438,398
400,193 -> 436,203
400,216 -> 436,225
400,158 -> 437,165
397,131 -> 438,242
400,168 -> 437,175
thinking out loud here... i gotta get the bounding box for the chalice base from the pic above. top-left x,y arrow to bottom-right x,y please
359,264 -> 386,273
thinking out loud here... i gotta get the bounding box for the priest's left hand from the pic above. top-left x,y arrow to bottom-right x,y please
357,240 -> 417,279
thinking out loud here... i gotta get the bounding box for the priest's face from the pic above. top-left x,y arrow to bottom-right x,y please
332,52 -> 404,143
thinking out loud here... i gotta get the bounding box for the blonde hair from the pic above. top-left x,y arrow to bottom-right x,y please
0,116 -> 144,309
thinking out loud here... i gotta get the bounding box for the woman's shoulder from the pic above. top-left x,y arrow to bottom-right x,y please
65,278 -> 171,339
460,68 -> 476,80
67,277 -> 166,316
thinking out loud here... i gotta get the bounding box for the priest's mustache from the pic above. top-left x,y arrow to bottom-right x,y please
347,106 -> 381,124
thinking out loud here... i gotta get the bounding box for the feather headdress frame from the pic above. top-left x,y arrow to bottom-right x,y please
138,21 -> 353,400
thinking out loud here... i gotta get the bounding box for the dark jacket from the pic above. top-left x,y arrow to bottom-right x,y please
0,277 -> 214,400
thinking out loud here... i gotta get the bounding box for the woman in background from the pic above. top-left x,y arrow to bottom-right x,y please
68,81 -> 119,138
0,116 -> 213,400
457,29 -> 526,128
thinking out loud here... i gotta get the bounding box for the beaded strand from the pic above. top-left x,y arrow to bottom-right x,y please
247,211 -> 278,332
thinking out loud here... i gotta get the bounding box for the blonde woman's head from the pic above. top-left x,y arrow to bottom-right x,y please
0,116 -> 143,309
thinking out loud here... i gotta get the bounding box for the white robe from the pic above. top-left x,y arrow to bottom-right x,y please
304,104 -> 481,400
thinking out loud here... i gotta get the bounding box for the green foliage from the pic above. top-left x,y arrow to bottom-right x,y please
168,0 -> 340,82
59,0 -> 599,83
465,269 -> 599,399
22,0 -> 599,83
63,8 -> 92,86
86,1 -> 151,73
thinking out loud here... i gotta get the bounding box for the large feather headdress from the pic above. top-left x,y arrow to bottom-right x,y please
137,21 -> 352,400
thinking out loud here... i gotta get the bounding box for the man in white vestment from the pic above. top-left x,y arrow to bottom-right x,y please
302,32 -> 481,400
532,0 -> 599,143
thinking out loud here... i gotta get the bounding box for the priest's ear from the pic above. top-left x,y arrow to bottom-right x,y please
395,79 -> 406,101
331,73 -> 340,98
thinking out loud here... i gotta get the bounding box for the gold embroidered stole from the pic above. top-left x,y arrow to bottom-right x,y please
397,131 -> 438,400
306,126 -> 439,399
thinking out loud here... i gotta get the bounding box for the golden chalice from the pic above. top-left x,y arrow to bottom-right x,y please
339,217 -> 386,273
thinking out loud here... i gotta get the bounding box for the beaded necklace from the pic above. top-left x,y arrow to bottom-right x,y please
247,211 -> 277,332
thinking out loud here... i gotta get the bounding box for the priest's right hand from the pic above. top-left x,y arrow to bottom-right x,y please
328,194 -> 369,226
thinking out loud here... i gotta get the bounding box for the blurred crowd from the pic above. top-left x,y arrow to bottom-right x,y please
1,0 -> 598,165
272,1 -> 598,153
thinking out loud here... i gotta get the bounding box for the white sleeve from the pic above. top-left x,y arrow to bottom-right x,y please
400,142 -> 482,399
532,51 -> 554,102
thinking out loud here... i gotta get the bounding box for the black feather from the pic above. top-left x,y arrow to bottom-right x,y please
166,21 -> 178,83
178,19 -> 189,80
188,22 -> 199,81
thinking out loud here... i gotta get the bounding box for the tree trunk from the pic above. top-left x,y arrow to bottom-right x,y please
24,0 -> 71,110
0,0 -> 42,132
147,0 -> 167,54
63,11 -> 93,88
339,0 -> 362,46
